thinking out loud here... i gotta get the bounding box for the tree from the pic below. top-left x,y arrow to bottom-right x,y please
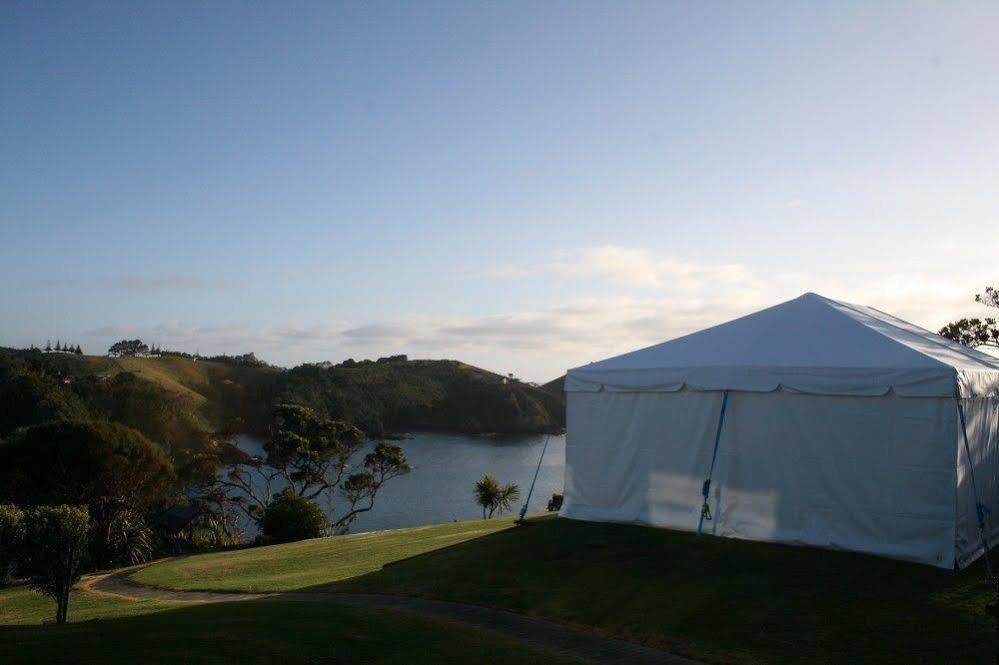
474,474 -> 520,519
940,286 -> 999,349
54,340 -> 61,352
0,504 -> 25,587
74,345 -> 82,355
20,505 -> 89,624
44,341 -> 51,353
107,339 -> 149,357
204,405 -> 410,534
0,421 -> 175,566
258,491 -> 329,544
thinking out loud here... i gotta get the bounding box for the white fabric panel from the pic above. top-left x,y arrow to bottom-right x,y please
955,398 -> 999,569
566,293 -> 999,398
561,391 -> 957,568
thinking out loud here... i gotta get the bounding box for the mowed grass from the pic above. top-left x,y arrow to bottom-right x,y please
135,516 -> 998,663
0,584 -> 575,665
115,356 -> 212,404
134,518 -> 517,592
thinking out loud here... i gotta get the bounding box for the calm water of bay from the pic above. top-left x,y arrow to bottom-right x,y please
232,432 -> 566,535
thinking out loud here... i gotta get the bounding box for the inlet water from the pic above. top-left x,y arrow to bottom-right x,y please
232,432 -> 566,536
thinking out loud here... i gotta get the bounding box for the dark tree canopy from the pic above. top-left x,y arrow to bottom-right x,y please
108,339 -> 149,357
0,421 -> 174,564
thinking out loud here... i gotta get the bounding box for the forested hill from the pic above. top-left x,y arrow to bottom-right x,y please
0,349 -> 565,454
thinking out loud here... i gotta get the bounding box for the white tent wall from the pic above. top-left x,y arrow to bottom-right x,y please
955,398 -> 999,568
561,390 -> 960,568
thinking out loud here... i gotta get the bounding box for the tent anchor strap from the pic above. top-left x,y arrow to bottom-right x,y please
957,401 -> 993,580
697,390 -> 730,539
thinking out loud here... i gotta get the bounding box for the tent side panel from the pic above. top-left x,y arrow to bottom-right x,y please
561,391 -> 724,527
562,391 -> 956,568
955,398 -> 999,569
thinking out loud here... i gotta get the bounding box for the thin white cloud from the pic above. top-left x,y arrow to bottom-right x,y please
483,245 -> 755,291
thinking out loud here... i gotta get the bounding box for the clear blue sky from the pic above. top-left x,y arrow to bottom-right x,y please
2,1 -> 997,380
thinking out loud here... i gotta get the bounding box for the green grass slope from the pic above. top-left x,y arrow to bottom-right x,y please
0,585 -> 571,664
0,349 -> 280,453
134,516 -> 997,663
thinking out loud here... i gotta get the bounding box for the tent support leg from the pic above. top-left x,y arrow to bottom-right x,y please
957,401 -> 993,579
697,390 -> 730,540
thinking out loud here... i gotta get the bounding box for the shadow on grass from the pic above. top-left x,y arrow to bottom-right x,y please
303,516 -> 997,664
0,596 -> 565,665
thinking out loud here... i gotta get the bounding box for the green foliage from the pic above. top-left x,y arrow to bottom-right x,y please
0,352 -> 91,435
0,503 -> 26,587
474,474 -> 520,519
107,339 -> 149,357
0,420 -> 174,565
20,505 -> 90,624
186,505 -> 243,550
939,285 -> 999,349
106,509 -> 155,566
258,491 -> 329,544
278,359 -> 564,436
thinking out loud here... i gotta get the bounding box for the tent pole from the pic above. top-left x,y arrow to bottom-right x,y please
697,390 -> 730,539
957,401 -> 993,579
518,433 -> 552,524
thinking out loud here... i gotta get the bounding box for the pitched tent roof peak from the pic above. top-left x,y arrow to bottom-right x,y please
566,292 -> 999,398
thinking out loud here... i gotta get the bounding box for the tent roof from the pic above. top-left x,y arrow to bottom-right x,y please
566,293 -> 999,398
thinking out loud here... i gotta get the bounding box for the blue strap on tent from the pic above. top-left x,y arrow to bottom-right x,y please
697,390 -> 730,539
518,434 -> 551,523
957,402 -> 993,577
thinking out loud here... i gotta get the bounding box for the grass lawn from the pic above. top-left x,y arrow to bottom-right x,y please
134,518 -> 518,592
135,515 -> 997,663
0,583 -> 575,664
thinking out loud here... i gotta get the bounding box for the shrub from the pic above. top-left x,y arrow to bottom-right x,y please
547,493 -> 563,512
106,510 -> 154,566
258,492 -> 329,544
0,504 -> 25,587
21,505 -> 90,624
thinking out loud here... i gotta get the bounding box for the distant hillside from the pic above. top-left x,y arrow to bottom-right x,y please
279,359 -> 564,437
0,349 -> 281,454
0,349 -> 564,454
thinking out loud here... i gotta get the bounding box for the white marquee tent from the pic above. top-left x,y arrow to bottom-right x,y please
560,293 -> 999,569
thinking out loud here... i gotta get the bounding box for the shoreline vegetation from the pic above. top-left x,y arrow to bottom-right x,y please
0,347 -> 565,456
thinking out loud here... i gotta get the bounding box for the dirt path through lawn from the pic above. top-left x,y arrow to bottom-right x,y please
86,569 -> 695,665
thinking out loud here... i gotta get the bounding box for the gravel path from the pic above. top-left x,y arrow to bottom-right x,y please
86,569 -> 696,665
